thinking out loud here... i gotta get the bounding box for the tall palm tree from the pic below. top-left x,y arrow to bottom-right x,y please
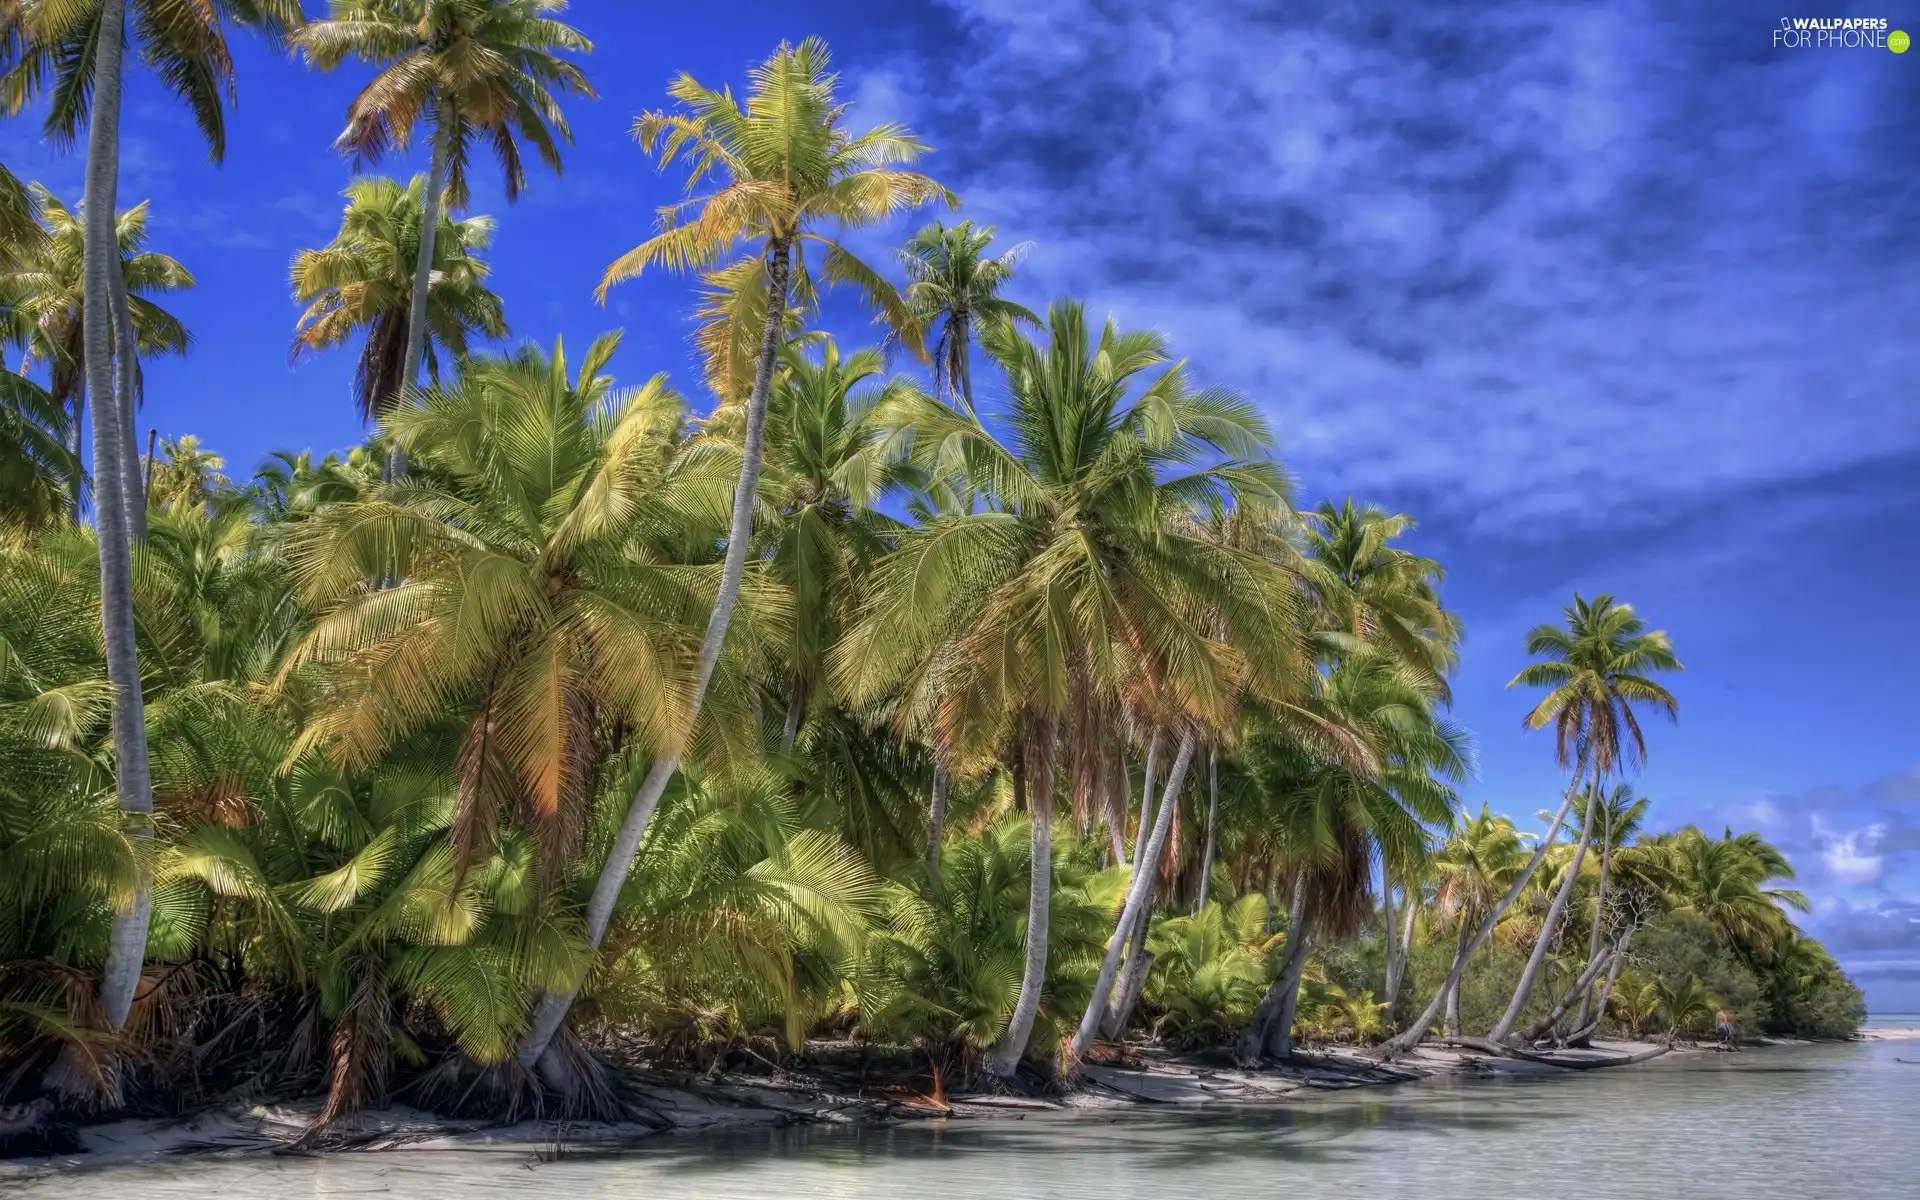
1487,594 -> 1679,1043
295,0 -> 592,447
0,0 -> 300,1032
10,189 -> 192,514
512,37 -> 954,1074
291,175 -> 508,424
894,220 -> 1035,860
840,300 -> 1299,1075
897,219 -> 1037,416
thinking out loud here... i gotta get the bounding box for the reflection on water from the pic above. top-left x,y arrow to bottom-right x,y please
8,1039 -> 1917,1199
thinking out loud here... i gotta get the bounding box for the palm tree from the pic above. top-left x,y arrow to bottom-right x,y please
1233,657 -> 1465,1063
512,37 -> 953,1074
10,189 -> 192,515
291,175 -> 508,424
839,300 -> 1299,1075
295,0 -> 593,447
0,0 -> 299,1033
1487,594 -> 1679,1043
758,335 -> 915,751
1299,499 -> 1460,695
896,219 -> 1037,415
282,332 -> 755,881
1662,827 -> 1809,953
147,435 -> 232,513
1428,807 -> 1529,1034
1566,783 -> 1648,1030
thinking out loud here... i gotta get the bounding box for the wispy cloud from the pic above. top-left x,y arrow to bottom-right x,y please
887,0 -> 1920,530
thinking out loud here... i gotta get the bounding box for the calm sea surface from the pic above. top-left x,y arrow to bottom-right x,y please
7,1038 -> 1917,1199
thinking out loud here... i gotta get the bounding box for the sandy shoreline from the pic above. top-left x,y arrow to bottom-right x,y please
0,1035 -> 1807,1174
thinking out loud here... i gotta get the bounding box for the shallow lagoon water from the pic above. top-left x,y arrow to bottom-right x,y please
9,1039 -> 1916,1199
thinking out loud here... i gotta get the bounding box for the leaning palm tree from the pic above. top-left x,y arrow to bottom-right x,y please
841,300 -> 1301,1075
0,0 -> 300,1032
512,37 -> 954,1074
1486,594 -> 1679,1043
291,175 -> 508,424
896,219 -> 1037,415
11,188 -> 192,513
1565,782 -> 1649,1030
295,0 -> 592,444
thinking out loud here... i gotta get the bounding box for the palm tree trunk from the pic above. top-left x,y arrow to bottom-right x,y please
1133,730 -> 1162,863
1384,883 -> 1417,1022
109,255 -> 143,537
984,716 -> 1057,1079
84,0 -> 152,1034
70,379 -> 86,519
390,97 -> 452,482
1192,747 -> 1219,915
1443,914 -> 1471,1036
1586,934 -> 1631,1035
515,237 -> 793,1073
1381,781 -> 1580,1056
1238,874 -> 1312,1064
1072,731 -> 1197,1058
925,763 -> 950,871
1524,940 -> 1615,1042
1573,808 -> 1615,1030
1488,771 -> 1601,1043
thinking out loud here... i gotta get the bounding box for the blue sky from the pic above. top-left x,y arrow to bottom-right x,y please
4,1 -> 1917,1007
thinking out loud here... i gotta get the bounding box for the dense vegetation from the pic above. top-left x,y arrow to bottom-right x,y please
0,9 -> 1860,1130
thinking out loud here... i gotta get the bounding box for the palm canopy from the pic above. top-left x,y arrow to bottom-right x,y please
281,332 -> 784,872
296,0 -> 594,208
1244,656 -> 1468,936
1659,826 -> 1810,952
0,370 -> 71,528
835,298 -> 1301,773
759,335 -> 917,725
1509,593 -> 1680,776
1299,498 -> 1460,695
1432,805 -> 1529,926
292,174 -> 508,423
0,0 -> 303,159
600,36 -> 954,393
11,187 -> 192,416
897,219 -> 1037,413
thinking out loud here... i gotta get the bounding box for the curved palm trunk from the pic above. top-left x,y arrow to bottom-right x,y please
1582,935 -> 1632,1038
1133,730 -> 1162,863
1072,731 -> 1196,1058
1192,747 -> 1219,915
984,717 -> 1056,1079
1384,881 -> 1418,1021
1573,807 -> 1615,1030
925,763 -> 950,870
1237,874 -> 1312,1063
109,256 -> 143,537
1524,940 -> 1614,1042
1382,783 -> 1580,1056
1488,772 -> 1601,1043
1443,913 -> 1472,1036
389,99 -> 452,482
515,238 -> 792,1073
85,0 -> 153,1034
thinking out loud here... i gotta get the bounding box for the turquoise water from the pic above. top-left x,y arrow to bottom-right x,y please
8,1039 -> 1917,1198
